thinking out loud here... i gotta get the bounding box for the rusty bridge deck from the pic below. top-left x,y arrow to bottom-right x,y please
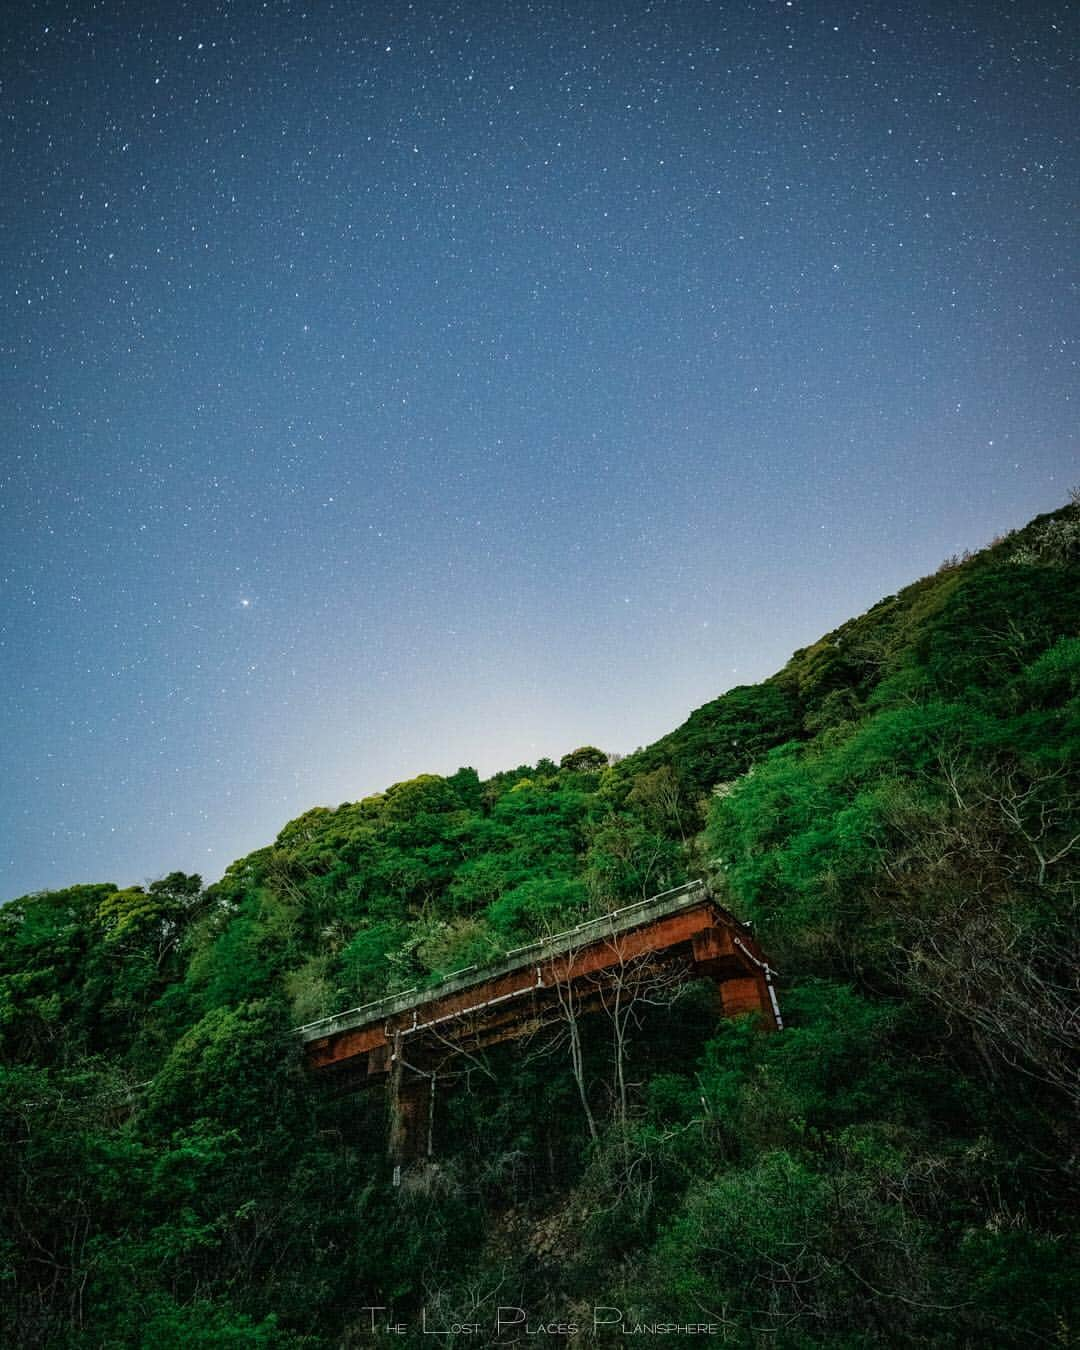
294,881 -> 780,1165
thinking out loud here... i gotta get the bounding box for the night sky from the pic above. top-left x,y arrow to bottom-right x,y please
2,1 -> 1076,900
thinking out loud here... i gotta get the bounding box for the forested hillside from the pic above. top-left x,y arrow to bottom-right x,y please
2,504 -> 1077,1347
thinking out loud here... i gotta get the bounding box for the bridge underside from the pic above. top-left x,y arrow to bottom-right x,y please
297,886 -> 780,1166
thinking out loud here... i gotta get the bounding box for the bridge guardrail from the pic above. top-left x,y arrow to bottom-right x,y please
293,879 -> 709,1043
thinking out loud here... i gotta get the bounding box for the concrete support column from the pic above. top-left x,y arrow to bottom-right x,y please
717,974 -> 770,1019
387,1035 -> 434,1172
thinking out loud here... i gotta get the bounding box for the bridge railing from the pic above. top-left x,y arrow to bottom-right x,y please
293,879 -> 710,1044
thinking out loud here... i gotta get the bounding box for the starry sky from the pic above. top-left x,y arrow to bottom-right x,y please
2,0 -> 1076,900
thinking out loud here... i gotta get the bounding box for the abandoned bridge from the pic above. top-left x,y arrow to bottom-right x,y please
294,880 -> 781,1170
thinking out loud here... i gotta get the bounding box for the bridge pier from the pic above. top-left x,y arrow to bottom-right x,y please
717,975 -> 768,1017
387,1035 -> 436,1177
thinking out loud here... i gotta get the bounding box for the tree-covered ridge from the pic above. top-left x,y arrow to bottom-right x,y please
1,504 -> 1077,1347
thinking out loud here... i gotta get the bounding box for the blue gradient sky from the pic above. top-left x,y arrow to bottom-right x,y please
2,0 -> 1076,898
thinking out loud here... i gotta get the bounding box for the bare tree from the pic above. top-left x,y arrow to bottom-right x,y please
587,942 -> 691,1133
879,753 -> 1079,1105
551,963 -> 599,1142
522,927 -> 692,1147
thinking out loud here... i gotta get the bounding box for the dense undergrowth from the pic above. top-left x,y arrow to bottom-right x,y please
2,505 -> 1077,1347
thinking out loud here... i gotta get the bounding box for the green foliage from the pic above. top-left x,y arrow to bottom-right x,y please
145,998 -> 304,1141
127,1298 -> 286,1349
337,918 -> 411,999
487,874 -> 588,939
559,745 -> 609,772
1,506 -> 1077,1346
584,812 -> 683,904
1009,494 -> 1080,566
614,681 -> 802,817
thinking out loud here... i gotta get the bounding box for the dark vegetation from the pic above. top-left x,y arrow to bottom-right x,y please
2,505 -> 1078,1347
